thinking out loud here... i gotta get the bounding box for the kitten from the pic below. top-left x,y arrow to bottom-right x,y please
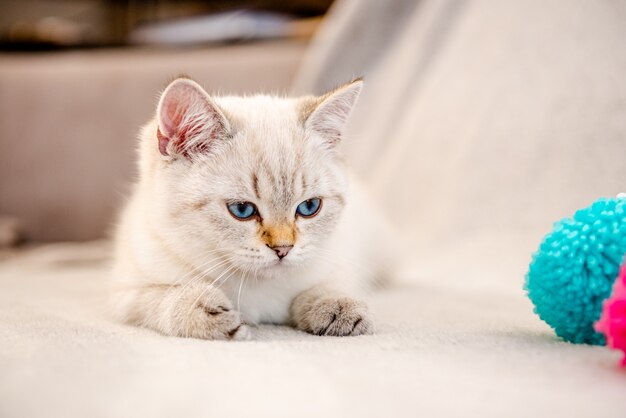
111,77 -> 391,339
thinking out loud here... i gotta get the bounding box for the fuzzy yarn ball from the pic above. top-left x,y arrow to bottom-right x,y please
595,258 -> 626,365
525,198 -> 626,344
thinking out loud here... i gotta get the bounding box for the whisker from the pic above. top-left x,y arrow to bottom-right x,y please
236,277 -> 244,313
168,256 -> 233,306
184,263 -> 238,334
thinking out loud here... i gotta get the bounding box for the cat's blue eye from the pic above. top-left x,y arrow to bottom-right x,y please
227,202 -> 257,220
296,198 -> 322,218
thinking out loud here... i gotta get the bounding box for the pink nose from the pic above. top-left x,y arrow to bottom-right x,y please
271,245 -> 293,259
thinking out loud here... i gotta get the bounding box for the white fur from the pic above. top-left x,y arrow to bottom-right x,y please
111,79 -> 391,338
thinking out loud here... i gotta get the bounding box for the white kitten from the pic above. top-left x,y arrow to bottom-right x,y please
111,77 -> 391,339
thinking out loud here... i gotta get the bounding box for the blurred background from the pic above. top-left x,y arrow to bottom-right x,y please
1,0 -> 626,297
0,0 -> 330,244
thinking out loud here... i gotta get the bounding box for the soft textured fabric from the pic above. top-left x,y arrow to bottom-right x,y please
3,0 -> 626,416
597,258 -> 626,366
295,0 -> 626,297
1,242 -> 624,418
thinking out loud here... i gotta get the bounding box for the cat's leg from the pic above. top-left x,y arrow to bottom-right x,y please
114,282 -> 248,340
290,284 -> 373,336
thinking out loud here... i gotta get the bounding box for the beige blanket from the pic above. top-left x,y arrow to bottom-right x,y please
0,242 -> 623,418
2,0 -> 626,416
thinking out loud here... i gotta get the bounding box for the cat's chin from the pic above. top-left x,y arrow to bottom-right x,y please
235,257 -> 304,278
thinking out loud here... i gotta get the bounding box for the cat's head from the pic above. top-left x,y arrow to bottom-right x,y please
142,77 -> 362,276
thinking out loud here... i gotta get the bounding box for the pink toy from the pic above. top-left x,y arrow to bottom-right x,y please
595,258 -> 626,366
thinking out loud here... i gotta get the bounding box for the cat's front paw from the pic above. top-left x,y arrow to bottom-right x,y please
170,286 -> 249,340
291,296 -> 373,337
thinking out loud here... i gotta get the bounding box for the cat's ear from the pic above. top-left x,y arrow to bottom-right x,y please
303,79 -> 363,147
156,78 -> 229,157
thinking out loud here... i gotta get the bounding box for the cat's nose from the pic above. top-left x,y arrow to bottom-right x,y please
270,245 -> 293,259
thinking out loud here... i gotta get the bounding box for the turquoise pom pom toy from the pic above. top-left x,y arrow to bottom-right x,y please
525,197 -> 626,345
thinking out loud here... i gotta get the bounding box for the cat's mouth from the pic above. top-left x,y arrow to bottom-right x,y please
253,256 -> 299,271
266,257 -> 293,268
231,246 -> 306,273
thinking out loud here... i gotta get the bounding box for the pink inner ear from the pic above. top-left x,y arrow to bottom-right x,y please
156,80 -> 225,157
307,82 -> 362,148
157,84 -> 196,156
157,128 -> 170,156
159,91 -> 189,139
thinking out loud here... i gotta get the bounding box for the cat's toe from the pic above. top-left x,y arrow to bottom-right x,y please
351,315 -> 374,336
229,323 -> 252,341
305,297 -> 373,337
176,288 -> 243,340
198,305 -> 244,340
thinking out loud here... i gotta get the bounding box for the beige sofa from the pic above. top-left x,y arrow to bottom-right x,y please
2,1 -> 626,417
